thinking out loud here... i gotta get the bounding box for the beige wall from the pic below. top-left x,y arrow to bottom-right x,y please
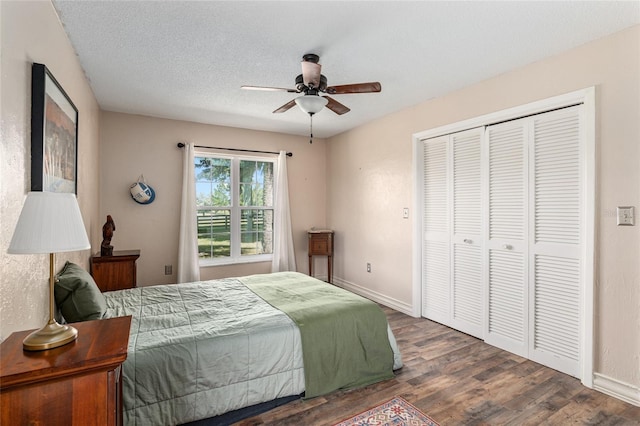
327,26 -> 640,389
99,111 -> 327,286
0,1 -> 101,341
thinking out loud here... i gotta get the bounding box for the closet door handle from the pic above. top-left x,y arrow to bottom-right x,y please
503,244 -> 513,250
463,239 -> 473,244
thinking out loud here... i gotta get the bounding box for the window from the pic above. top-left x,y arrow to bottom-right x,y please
195,153 -> 275,266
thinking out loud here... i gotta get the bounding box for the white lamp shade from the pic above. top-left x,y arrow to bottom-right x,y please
295,95 -> 328,114
8,192 -> 91,254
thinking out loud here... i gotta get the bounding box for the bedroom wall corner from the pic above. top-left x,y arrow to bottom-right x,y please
98,111 -> 326,285
0,1 -> 101,341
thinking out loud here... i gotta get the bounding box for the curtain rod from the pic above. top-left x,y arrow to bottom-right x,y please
177,142 -> 292,157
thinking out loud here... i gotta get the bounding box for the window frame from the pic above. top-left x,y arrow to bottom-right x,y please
195,151 -> 276,267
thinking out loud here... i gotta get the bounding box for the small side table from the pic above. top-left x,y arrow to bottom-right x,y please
0,316 -> 131,426
308,230 -> 334,283
91,250 -> 140,292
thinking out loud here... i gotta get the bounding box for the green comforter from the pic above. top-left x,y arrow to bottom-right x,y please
240,272 -> 395,398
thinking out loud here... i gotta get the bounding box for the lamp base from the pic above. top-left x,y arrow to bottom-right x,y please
23,321 -> 78,351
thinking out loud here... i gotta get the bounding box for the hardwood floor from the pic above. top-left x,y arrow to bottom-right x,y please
237,306 -> 640,425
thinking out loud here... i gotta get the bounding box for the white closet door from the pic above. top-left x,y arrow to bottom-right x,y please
529,105 -> 583,377
451,128 -> 483,338
422,135 -> 450,325
418,93 -> 592,382
485,121 -> 528,356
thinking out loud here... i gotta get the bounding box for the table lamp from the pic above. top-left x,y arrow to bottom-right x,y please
8,191 -> 91,351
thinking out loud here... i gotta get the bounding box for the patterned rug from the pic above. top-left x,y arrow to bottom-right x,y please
333,396 -> 439,426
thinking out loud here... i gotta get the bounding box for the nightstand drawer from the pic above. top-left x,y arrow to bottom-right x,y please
90,250 -> 140,292
310,236 -> 330,255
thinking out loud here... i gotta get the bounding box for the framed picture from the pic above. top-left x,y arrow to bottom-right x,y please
31,63 -> 78,194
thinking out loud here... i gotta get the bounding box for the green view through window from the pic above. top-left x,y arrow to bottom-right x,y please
195,154 -> 274,265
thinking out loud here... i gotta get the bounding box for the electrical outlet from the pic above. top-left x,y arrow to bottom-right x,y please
165,265 -> 172,275
367,263 -> 371,273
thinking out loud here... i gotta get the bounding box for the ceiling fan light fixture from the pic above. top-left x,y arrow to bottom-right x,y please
295,95 -> 327,115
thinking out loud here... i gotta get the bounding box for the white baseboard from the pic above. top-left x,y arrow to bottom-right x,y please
332,276 -> 415,317
593,373 -> 640,407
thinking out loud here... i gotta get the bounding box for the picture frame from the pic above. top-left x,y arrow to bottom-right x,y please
31,63 -> 78,194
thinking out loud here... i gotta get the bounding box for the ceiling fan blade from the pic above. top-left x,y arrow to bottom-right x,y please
273,99 -> 297,113
242,85 -> 298,93
324,96 -> 350,115
325,82 -> 381,95
301,61 -> 322,89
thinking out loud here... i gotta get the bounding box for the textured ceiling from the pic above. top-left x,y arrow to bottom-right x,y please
52,1 -> 640,138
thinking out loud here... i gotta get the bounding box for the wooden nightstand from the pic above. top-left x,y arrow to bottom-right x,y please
91,250 -> 140,292
308,230 -> 334,283
0,316 -> 131,426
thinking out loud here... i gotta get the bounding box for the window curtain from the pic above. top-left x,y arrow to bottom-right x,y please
271,151 -> 297,272
177,142 -> 200,283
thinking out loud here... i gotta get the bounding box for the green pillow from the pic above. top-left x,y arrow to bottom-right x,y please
54,261 -> 106,323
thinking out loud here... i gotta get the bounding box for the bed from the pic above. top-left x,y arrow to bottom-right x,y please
97,271 -> 402,426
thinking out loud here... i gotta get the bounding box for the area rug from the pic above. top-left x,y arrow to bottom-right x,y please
333,396 -> 439,426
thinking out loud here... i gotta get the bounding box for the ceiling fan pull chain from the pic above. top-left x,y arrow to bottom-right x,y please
309,113 -> 314,144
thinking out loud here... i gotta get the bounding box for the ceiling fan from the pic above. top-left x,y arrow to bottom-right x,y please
241,53 -> 381,116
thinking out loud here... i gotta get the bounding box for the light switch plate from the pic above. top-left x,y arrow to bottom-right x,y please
617,206 -> 635,226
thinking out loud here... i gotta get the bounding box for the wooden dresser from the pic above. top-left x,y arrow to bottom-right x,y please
0,316 -> 131,426
308,230 -> 334,283
91,250 -> 140,292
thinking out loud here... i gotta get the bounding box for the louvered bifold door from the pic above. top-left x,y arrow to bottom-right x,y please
451,128 -> 483,338
484,121 -> 528,356
422,135 -> 450,325
529,105 -> 583,378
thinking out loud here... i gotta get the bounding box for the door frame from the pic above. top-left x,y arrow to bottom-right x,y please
411,87 -> 595,387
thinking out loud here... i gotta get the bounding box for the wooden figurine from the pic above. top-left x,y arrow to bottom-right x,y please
101,215 -> 116,256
